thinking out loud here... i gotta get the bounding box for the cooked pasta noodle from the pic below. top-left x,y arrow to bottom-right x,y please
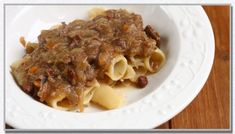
144,48 -> 166,73
129,56 -> 145,69
105,55 -> 128,81
47,93 -> 72,111
88,7 -> 105,19
131,66 -> 148,82
83,80 -> 100,105
91,84 -> 124,109
123,65 -> 136,81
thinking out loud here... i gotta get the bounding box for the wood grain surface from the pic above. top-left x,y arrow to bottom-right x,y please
5,5 -> 230,129
157,5 -> 230,129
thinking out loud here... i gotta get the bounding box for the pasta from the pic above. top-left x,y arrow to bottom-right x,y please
129,56 -> 148,81
46,80 -> 100,111
122,65 -> 136,81
83,80 -> 100,105
11,8 -> 166,112
129,56 -> 145,68
88,7 -> 105,19
105,55 -> 128,81
91,84 -> 124,109
47,93 -> 72,111
144,48 -> 166,73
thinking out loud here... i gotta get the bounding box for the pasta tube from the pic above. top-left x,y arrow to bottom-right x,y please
47,93 -> 71,111
105,55 -> 128,81
144,48 -> 166,73
83,80 -> 100,105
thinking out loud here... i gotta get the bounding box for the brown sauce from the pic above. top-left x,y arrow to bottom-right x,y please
11,9 -> 160,108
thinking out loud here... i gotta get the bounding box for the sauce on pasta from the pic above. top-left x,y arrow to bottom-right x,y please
11,9 -> 165,111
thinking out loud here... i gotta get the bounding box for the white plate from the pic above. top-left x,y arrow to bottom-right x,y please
5,5 -> 214,129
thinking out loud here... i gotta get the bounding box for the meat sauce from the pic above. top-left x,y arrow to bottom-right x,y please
11,9 -> 160,106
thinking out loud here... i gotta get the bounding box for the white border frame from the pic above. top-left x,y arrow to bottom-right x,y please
0,0 -> 234,133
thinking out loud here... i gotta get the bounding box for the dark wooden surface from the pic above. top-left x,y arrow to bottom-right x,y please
157,5 -> 230,129
6,6 -> 230,129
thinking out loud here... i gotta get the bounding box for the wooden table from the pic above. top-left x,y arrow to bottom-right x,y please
6,5 -> 230,130
157,6 -> 230,129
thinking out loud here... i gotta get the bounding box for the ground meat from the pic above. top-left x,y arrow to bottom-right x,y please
84,66 -> 96,81
67,68 -> 78,85
46,68 -> 55,77
85,40 -> 101,62
38,81 -> 50,101
98,51 -> 112,69
69,35 -> 81,48
22,82 -> 33,93
112,38 -> 127,53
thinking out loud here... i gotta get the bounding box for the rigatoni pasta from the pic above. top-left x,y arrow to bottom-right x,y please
105,55 -> 128,81
11,8 -> 166,112
144,48 -> 166,73
123,65 -> 136,80
83,80 -> 100,105
47,93 -> 72,111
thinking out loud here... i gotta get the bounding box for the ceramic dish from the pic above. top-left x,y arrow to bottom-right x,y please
5,5 -> 214,129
